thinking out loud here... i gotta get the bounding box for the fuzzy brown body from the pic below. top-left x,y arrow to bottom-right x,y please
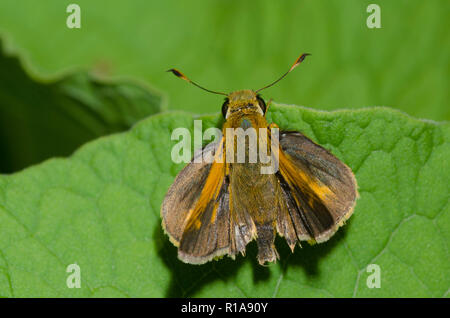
223,90 -> 283,263
161,89 -> 358,265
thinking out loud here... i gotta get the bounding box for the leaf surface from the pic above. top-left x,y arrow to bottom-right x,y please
0,104 -> 448,297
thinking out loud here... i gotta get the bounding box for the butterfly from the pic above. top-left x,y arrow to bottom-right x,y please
161,54 -> 358,265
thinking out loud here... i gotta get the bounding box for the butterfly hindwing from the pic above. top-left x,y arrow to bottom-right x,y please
178,171 -> 230,264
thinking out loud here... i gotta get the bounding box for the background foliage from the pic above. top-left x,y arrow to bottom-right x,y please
1,1 -> 449,117
0,0 -> 448,297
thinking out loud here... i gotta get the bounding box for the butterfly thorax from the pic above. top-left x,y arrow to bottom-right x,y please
222,90 -> 269,164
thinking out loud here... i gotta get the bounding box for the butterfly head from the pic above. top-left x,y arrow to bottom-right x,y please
221,90 -> 266,119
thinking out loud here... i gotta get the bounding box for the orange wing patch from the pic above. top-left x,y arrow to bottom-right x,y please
183,140 -> 225,233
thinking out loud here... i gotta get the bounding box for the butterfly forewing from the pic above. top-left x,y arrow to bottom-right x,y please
161,141 -> 220,245
162,139 -> 236,264
276,131 -> 358,243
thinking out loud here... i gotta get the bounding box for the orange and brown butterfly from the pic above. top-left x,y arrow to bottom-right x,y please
161,53 -> 359,265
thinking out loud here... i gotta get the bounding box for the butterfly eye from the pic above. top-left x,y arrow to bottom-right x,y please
256,96 -> 267,114
221,99 -> 229,118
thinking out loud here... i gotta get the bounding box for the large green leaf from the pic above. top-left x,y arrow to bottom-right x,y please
0,0 -> 448,120
0,104 -> 448,297
0,41 -> 165,173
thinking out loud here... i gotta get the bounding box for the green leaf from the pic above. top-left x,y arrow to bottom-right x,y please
0,0 -> 448,121
0,104 -> 448,297
0,41 -> 165,173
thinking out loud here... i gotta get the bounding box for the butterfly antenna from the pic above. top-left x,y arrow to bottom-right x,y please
167,68 -> 227,96
255,53 -> 310,93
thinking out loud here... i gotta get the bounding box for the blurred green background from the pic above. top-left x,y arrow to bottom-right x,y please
0,0 -> 448,173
